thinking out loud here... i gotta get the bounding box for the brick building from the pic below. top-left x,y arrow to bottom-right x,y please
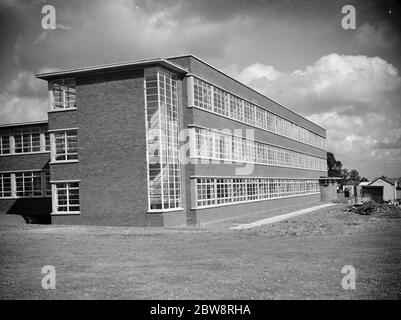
0,55 -> 333,226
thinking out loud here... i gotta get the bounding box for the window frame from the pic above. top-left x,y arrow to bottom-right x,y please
50,128 -> 79,163
51,180 -> 80,215
50,78 -> 76,110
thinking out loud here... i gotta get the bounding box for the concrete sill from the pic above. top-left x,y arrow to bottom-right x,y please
48,107 -> 78,113
49,160 -> 79,164
51,212 -> 81,216
147,208 -> 184,214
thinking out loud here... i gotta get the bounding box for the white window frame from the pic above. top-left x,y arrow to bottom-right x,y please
51,180 -> 80,215
0,170 -> 51,198
188,76 -> 327,151
193,176 -> 321,209
50,128 -> 79,163
49,78 -> 76,111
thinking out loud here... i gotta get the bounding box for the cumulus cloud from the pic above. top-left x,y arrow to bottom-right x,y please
0,70 -> 48,123
232,53 -> 401,108
232,54 -> 401,177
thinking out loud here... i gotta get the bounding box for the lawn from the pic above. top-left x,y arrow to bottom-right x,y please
0,204 -> 400,299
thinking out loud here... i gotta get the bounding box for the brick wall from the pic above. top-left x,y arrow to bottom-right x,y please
50,69 -> 156,226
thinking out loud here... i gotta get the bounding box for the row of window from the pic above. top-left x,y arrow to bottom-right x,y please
0,127 -> 79,163
194,127 -> 326,171
0,173 -> 80,214
195,177 -> 320,208
192,77 -> 326,150
0,171 -> 51,198
0,128 -> 50,155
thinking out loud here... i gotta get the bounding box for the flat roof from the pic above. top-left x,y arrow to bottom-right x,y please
0,120 -> 48,128
36,58 -> 188,80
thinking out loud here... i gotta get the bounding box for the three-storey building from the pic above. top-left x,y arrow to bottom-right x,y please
0,55 -> 333,226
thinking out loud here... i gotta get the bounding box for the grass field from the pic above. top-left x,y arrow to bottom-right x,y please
1,204 -> 400,299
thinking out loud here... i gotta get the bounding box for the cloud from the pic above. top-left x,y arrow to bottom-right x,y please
5,71 -> 47,98
354,21 -> 400,50
0,70 -> 48,124
232,53 -> 401,108
231,54 -> 401,177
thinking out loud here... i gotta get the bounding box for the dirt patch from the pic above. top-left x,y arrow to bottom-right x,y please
346,201 -> 401,219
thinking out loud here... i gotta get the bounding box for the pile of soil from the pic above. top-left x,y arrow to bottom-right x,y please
346,201 -> 401,219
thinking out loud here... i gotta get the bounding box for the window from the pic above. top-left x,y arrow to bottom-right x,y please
195,128 -> 213,158
256,108 -> 266,130
192,126 -> 325,170
0,170 -> 50,198
53,130 -> 78,161
0,173 -> 12,198
243,102 -> 256,126
15,172 -> 42,197
52,78 -> 76,110
0,131 -> 10,155
194,177 -> 320,208
193,78 -> 212,110
191,77 -> 327,150
213,87 -> 229,116
266,112 -> 276,132
216,178 -> 232,204
0,127 -> 49,155
230,95 -> 243,122
196,178 -> 215,207
45,132 -> 50,151
232,178 -> 246,202
14,127 -> 41,153
54,182 -> 80,213
145,68 -> 182,211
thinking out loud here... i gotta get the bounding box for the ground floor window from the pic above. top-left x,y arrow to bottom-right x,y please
53,181 -> 80,214
195,177 -> 320,208
15,171 -> 43,197
0,173 -> 12,198
0,170 -> 50,198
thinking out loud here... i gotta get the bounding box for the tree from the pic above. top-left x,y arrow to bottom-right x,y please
327,152 -> 343,177
360,177 -> 369,182
340,168 -> 349,187
349,169 -> 361,181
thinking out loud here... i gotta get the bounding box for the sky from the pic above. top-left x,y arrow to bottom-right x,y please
0,0 -> 400,179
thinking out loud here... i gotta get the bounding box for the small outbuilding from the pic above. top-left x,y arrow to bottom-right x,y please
368,177 -> 400,202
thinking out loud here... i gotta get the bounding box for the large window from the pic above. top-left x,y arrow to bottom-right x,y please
14,127 -> 41,153
15,171 -> 43,197
190,77 -> 327,150
53,182 -> 80,214
0,170 -> 50,198
145,68 -> 182,211
51,78 -> 76,110
0,127 -> 49,155
193,127 -> 327,171
52,130 -> 78,162
0,173 -> 12,198
195,177 -> 320,208
0,131 -> 10,155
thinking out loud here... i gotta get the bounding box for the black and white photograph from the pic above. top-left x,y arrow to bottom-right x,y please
0,0 -> 400,305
